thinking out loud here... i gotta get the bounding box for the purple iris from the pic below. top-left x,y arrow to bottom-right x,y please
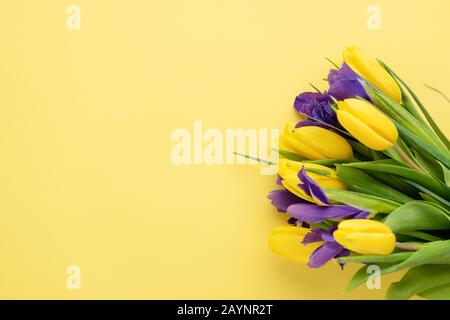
294,119 -> 329,129
302,226 -> 350,268
328,63 -> 370,101
267,190 -> 304,212
287,203 -> 370,223
293,92 -> 339,127
268,164 -> 370,269
297,168 -> 330,205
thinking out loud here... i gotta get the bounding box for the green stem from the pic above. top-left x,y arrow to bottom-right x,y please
395,242 -> 423,251
393,143 -> 424,173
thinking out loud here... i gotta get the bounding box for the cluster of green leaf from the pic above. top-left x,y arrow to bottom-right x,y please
277,63 -> 450,299
335,64 -> 450,300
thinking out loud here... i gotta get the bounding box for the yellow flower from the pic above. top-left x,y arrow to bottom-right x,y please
278,159 -> 346,205
279,122 -> 353,160
268,226 -> 322,264
343,45 -> 402,103
337,98 -> 398,151
333,219 -> 396,255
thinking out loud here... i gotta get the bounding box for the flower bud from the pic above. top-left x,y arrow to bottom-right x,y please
333,219 -> 396,255
337,98 -> 398,151
278,159 -> 346,205
343,46 -> 402,102
279,122 -> 353,160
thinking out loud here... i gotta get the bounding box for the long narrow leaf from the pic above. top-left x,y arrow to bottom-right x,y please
382,62 -> 450,149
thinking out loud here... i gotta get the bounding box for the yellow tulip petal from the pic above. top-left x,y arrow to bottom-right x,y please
293,126 -> 353,160
338,219 -> 394,233
334,220 -> 396,255
343,46 -> 402,103
268,226 -> 323,264
343,233 -> 396,255
337,109 -> 394,151
281,134 -> 327,159
339,99 -> 398,143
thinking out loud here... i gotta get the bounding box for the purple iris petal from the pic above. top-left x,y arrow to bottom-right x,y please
328,63 -> 370,101
353,210 -> 371,219
302,228 -> 325,245
293,92 -> 338,127
295,119 -> 329,129
297,168 -> 330,205
301,226 -> 351,268
328,63 -> 359,83
307,241 -> 344,268
267,190 -> 304,212
287,203 -> 369,223
275,175 -> 283,186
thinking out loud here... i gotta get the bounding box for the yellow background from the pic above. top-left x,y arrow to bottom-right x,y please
0,0 -> 449,299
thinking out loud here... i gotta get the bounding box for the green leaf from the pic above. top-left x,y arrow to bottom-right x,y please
418,283 -> 450,300
396,122 -> 450,169
323,189 -> 401,213
303,159 -> 355,166
382,62 -> 450,150
424,83 -> 450,104
384,201 -> 450,233
344,161 -> 450,200
276,148 -> 307,162
406,180 -> 450,209
369,172 -> 420,198
338,252 -> 413,264
364,83 -> 438,148
345,263 -> 395,292
345,240 -> 450,291
398,231 -> 443,242
336,165 -> 412,203
412,148 -> 444,181
348,140 -> 377,161
387,264 -> 450,300
439,162 -> 450,187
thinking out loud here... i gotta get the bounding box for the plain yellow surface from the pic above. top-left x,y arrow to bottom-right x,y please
0,0 -> 448,299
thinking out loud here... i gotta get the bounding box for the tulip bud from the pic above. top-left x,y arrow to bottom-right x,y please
343,46 -> 402,103
268,226 -> 322,264
279,122 -> 353,160
278,159 -> 346,204
333,219 -> 396,255
337,98 -> 398,151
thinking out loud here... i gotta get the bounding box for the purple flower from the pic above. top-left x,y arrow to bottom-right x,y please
267,190 -> 304,212
302,226 -> 350,268
294,119 -> 329,129
287,203 -> 370,223
293,92 -> 338,127
328,63 -> 370,101
297,167 -> 330,205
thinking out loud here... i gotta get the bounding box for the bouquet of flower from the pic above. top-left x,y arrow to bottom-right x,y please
267,46 -> 450,300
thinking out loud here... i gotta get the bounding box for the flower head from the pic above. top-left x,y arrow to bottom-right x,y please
328,63 -> 370,101
337,98 -> 398,151
333,219 -> 396,255
343,46 -> 402,103
279,122 -> 353,160
277,159 -> 346,205
293,92 -> 338,127
302,226 -> 350,268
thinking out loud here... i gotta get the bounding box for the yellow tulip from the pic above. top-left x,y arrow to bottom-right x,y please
333,219 -> 396,255
268,226 -> 322,264
337,98 -> 398,151
343,46 -> 402,103
278,158 -> 346,205
279,122 -> 353,160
